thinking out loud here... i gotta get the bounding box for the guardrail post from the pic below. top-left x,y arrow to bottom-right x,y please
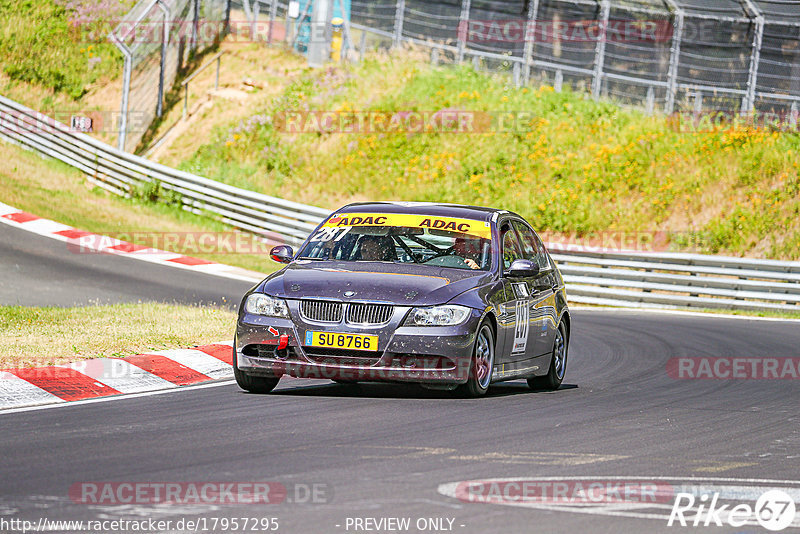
109,29 -> 132,152
241,0 -> 254,32
456,0 -> 471,63
664,3 -> 684,114
522,0 -> 540,86
183,84 -> 189,119
431,48 -> 439,65
156,1 -> 170,117
744,16 -> 764,114
694,90 -> 703,113
268,0 -> 278,43
646,87 -> 655,114
592,0 -> 610,100
359,31 -> 367,61
791,102 -> 798,130
513,61 -> 521,87
554,69 -> 563,92
191,0 -> 199,53
472,54 -> 479,70
393,0 -> 405,49
117,50 -> 132,151
253,0 -> 262,41
215,55 -> 221,90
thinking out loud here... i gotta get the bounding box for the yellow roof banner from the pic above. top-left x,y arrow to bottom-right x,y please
323,213 -> 492,240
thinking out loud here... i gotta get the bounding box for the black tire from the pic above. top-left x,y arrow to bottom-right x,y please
458,320 -> 495,397
233,348 -> 280,393
528,321 -> 567,391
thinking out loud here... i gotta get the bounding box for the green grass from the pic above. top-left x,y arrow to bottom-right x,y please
178,50 -> 800,260
0,302 -> 235,367
0,0 -> 128,99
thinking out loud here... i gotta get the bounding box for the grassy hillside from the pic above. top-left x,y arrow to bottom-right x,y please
176,49 -> 800,260
0,0 -> 128,99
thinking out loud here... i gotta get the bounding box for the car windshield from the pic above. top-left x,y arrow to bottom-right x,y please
297,213 -> 493,271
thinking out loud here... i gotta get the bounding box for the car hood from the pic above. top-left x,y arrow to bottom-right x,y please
258,261 -> 492,306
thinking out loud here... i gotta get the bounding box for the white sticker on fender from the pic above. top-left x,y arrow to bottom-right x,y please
513,300 -> 530,354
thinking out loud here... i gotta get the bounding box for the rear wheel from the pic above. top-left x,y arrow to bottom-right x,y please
233,348 -> 280,393
528,321 -> 567,391
459,321 -> 495,397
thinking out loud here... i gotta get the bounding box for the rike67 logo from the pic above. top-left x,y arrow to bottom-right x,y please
668,489 -> 796,531
438,477 -> 800,531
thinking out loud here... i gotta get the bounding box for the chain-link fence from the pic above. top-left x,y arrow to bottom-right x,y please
246,0 -> 800,119
111,0 -> 229,152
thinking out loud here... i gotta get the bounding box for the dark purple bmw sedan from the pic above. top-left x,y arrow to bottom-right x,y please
234,202 -> 570,396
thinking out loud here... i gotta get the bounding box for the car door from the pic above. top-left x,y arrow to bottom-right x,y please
512,220 -> 558,359
494,221 -> 531,377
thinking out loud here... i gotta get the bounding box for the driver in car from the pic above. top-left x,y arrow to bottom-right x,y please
453,236 -> 483,270
358,235 -> 396,261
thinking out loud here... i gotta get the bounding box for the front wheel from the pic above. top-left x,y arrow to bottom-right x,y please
459,320 -> 495,397
528,321 -> 567,391
233,349 -> 280,393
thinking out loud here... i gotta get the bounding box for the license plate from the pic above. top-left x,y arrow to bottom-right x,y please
304,331 -> 378,351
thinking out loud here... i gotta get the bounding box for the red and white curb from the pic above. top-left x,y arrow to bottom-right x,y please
0,342 -> 236,410
0,201 -> 263,283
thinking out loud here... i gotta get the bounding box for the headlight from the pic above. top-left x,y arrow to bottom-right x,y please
245,293 -> 289,318
408,305 -> 471,326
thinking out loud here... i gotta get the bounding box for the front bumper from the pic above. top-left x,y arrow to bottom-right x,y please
235,307 -> 481,384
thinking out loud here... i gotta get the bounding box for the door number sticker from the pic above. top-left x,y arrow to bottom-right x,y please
513,300 -> 530,354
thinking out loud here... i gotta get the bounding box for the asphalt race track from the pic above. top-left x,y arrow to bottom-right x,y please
1,225 -> 799,533
0,223 -> 253,308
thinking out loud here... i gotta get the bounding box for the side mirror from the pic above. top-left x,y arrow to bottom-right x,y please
270,245 -> 294,264
506,259 -> 540,278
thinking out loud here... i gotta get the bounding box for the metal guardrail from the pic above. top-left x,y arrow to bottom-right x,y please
549,246 -> 800,312
0,94 -> 329,247
1,94 -> 799,313
182,51 -> 225,118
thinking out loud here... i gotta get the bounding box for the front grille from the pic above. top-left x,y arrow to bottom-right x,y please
300,300 -> 343,323
346,303 -> 394,325
305,348 -> 382,367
